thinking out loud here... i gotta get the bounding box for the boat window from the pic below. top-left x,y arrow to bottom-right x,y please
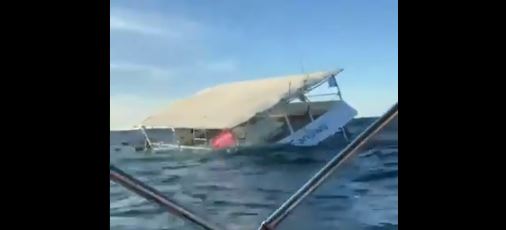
193,129 -> 207,139
263,117 -> 292,142
289,115 -> 312,132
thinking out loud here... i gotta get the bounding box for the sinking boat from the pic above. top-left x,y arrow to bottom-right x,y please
139,69 -> 358,152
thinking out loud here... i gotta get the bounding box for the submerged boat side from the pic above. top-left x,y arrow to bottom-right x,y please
110,115 -> 397,154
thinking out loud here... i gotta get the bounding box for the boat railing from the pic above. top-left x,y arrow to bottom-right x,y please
306,92 -> 340,98
110,102 -> 398,230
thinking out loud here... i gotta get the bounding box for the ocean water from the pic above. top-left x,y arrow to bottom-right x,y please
110,136 -> 398,230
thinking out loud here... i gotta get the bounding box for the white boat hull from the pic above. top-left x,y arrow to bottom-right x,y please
150,143 -> 211,153
278,100 -> 357,146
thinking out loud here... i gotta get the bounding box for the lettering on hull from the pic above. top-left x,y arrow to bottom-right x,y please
279,101 -> 357,146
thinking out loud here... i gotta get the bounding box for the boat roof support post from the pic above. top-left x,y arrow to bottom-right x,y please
171,128 -> 179,145
335,80 -> 343,100
284,115 -> 294,134
258,102 -> 398,230
140,126 -> 153,149
304,95 -> 314,121
341,127 -> 350,142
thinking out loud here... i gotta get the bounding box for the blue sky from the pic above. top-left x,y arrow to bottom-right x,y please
110,0 -> 398,130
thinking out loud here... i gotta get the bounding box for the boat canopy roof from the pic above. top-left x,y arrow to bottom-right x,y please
142,70 -> 341,129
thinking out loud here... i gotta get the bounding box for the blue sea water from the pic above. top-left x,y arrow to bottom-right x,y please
110,138 -> 398,230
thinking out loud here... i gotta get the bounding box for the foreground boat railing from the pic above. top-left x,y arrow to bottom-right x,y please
110,102 -> 398,230
110,165 -> 223,230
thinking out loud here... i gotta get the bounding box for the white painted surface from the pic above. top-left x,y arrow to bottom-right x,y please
279,100 -> 357,146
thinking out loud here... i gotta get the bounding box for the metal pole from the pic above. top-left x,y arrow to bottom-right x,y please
303,95 -> 314,121
110,165 -> 223,230
284,115 -> 295,134
258,102 -> 398,230
140,126 -> 153,150
335,82 -> 343,100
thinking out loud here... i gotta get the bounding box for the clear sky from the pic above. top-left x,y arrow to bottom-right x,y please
110,0 -> 398,130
